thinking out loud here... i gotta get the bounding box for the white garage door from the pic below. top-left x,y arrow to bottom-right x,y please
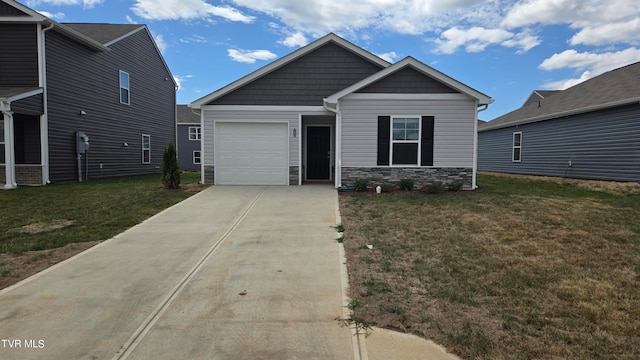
215,122 -> 289,185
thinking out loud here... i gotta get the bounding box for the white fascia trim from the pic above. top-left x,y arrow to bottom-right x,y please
104,26 -> 145,46
202,105 -> 330,113
190,33 -> 390,109
326,57 -> 493,105
1,0 -> 45,21
6,88 -> 44,102
343,93 -> 471,101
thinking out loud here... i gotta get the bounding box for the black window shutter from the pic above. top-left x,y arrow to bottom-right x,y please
377,116 -> 390,165
421,116 -> 434,166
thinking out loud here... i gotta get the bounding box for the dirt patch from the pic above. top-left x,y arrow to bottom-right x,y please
9,219 -> 76,234
0,241 -> 100,290
479,171 -> 640,195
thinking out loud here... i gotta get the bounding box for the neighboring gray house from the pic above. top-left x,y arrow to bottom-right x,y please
478,61 -> 640,182
1,0 -> 176,188
176,105 -> 201,171
190,33 -> 492,189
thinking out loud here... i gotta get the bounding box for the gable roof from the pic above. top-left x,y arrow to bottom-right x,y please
177,105 -> 200,124
62,23 -> 144,45
480,61 -> 640,132
190,33 -> 390,109
325,56 -> 493,105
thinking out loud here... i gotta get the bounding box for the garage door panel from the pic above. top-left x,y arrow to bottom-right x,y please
215,122 -> 289,185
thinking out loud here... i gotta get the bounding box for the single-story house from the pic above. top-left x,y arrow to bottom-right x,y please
176,105 -> 201,171
190,33 -> 492,189
1,0 -> 176,188
478,61 -> 640,182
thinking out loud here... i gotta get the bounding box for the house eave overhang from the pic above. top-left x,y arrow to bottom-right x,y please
324,56 -> 493,105
479,97 -> 640,132
0,87 -> 43,103
190,33 -> 391,109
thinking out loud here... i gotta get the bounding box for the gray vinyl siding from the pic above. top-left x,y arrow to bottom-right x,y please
357,67 -> 458,94
0,24 -> 38,87
12,93 -> 43,116
0,2 -> 28,15
210,42 -> 384,106
202,108 -> 331,168
177,124 -> 201,171
478,104 -> 640,182
340,97 -> 476,167
45,28 -> 175,183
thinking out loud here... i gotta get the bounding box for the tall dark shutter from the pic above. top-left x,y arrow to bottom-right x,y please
421,116 -> 434,166
377,116 -> 390,165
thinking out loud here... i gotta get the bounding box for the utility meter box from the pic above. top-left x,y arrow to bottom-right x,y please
76,131 -> 90,154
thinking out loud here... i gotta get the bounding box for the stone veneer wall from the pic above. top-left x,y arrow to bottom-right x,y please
203,166 -> 214,184
341,167 -> 473,190
289,166 -> 298,185
15,165 -> 43,186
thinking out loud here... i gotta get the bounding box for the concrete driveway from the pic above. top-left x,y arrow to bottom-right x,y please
0,185 -> 356,359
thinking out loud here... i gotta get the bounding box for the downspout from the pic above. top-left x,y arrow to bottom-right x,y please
40,22 -> 55,185
323,99 -> 341,188
473,102 -> 491,189
1,100 -> 17,189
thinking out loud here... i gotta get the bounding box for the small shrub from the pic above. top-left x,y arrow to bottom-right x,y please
162,142 -> 180,189
380,184 -> 395,193
448,180 -> 464,192
399,178 -> 415,191
423,182 -> 445,194
353,179 -> 369,192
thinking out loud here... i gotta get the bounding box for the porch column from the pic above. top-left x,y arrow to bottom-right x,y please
1,100 -> 16,188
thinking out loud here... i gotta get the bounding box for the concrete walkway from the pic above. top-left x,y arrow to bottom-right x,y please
0,186 -> 354,359
0,185 -> 460,360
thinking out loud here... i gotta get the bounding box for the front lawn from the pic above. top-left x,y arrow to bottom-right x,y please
0,172 -> 207,288
339,173 -> 640,359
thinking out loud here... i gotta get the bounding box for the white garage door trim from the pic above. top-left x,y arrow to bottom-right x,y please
214,121 -> 289,185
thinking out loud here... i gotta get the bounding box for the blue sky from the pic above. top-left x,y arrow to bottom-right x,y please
24,0 -> 640,120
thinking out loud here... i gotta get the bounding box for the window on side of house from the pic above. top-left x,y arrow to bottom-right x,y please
189,126 -> 201,141
391,116 -> 420,165
142,134 -> 150,164
513,131 -> 522,162
0,119 -> 5,164
120,70 -> 130,105
193,150 -> 201,165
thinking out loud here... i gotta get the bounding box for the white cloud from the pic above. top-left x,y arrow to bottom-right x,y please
27,0 -> 102,8
570,17 -> 640,46
131,0 -> 255,23
539,47 -> 640,89
501,31 -> 540,54
229,0 -> 491,35
228,49 -> 278,64
180,35 -> 208,44
279,32 -> 308,48
125,15 -> 138,24
174,75 -> 193,90
37,10 -> 65,19
434,26 -> 528,54
375,51 -> 399,63
154,34 -> 167,54
541,71 -> 593,90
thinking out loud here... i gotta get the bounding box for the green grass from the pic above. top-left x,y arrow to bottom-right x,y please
0,172 -> 204,254
340,173 -> 640,359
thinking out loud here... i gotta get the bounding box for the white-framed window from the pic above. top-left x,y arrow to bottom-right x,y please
189,126 -> 201,141
513,131 -> 522,162
193,150 -> 201,165
120,70 -> 130,105
142,134 -> 150,164
391,116 -> 420,165
0,119 -> 5,164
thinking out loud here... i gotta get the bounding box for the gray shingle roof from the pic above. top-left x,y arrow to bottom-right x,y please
177,105 -> 200,124
62,23 -> 143,45
479,61 -> 640,132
